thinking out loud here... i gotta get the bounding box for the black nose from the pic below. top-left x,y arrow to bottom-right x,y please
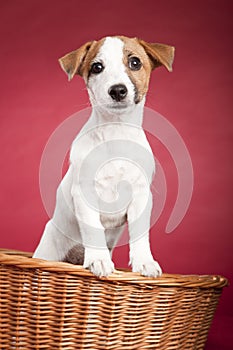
108,84 -> 128,102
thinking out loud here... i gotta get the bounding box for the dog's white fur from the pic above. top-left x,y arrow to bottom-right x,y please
33,36 -> 174,277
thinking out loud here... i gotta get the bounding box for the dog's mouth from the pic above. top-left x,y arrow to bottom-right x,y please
108,103 -> 129,110
107,99 -> 135,111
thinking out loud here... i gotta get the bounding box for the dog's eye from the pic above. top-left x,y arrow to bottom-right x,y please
128,56 -> 142,71
90,62 -> 104,74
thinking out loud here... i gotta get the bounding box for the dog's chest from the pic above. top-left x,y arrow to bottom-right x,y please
71,123 -> 155,201
95,158 -> 144,202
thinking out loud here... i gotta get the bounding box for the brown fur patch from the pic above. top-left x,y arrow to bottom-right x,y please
79,38 -> 106,81
118,36 -> 153,104
59,39 -> 106,81
118,36 -> 174,103
59,41 -> 94,81
138,39 -> 175,72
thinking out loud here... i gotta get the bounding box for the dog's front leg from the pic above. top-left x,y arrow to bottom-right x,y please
128,191 -> 162,277
72,185 -> 114,277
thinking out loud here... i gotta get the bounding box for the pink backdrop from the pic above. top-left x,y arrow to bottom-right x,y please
0,1 -> 232,348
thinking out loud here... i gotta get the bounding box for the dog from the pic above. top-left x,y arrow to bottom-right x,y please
33,35 -> 175,277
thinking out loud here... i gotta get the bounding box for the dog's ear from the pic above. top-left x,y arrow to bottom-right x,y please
59,41 -> 94,81
138,39 -> 175,72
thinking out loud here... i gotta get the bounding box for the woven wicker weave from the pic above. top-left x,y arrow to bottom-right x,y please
0,249 -> 228,350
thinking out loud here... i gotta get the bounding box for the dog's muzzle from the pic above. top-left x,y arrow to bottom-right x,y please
108,84 -> 128,102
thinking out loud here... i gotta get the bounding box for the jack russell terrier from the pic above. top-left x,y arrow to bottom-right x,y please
33,35 -> 175,277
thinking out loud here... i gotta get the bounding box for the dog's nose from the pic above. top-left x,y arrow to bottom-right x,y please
108,84 -> 128,101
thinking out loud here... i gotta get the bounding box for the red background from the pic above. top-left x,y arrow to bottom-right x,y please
0,1 -> 232,348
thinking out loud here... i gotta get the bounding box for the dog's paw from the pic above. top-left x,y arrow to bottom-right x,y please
131,258 -> 162,277
88,259 -> 115,277
83,248 -> 115,277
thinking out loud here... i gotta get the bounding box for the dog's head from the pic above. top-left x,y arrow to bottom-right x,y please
59,36 -> 175,114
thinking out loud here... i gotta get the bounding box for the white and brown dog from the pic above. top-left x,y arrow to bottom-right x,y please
33,36 -> 175,277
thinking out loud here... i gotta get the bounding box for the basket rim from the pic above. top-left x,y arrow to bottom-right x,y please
0,249 -> 228,288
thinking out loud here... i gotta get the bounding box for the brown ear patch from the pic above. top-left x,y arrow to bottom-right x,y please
138,39 -> 175,72
59,39 -> 106,81
59,41 -> 95,81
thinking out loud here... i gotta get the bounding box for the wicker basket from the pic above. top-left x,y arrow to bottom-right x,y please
0,249 -> 228,350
